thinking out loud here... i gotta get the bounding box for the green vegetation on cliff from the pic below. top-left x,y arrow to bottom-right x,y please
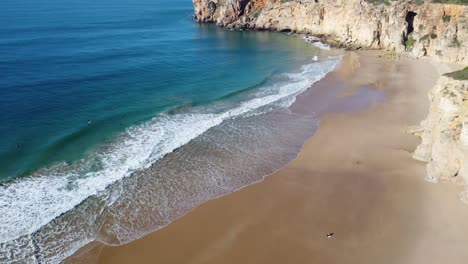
445,67 -> 468,80
405,37 -> 416,49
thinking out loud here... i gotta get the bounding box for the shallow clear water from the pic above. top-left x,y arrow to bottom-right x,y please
0,0 -> 339,262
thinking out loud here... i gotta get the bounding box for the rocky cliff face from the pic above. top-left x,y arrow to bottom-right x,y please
413,75 -> 468,203
193,0 -> 468,64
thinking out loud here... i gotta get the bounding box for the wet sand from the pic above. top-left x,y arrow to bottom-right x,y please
74,51 -> 468,264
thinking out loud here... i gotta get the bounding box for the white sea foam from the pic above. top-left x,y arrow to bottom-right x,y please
0,58 -> 340,263
312,42 -> 331,50
302,35 -> 331,50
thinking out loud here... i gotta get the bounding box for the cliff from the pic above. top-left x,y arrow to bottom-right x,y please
413,70 -> 468,203
193,0 -> 468,64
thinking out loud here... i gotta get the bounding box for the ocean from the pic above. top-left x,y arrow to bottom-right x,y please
0,0 -> 340,262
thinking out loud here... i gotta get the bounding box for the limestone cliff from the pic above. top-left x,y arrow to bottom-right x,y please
413,74 -> 468,203
193,0 -> 468,64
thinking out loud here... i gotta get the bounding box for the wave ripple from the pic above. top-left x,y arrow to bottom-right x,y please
0,58 -> 339,263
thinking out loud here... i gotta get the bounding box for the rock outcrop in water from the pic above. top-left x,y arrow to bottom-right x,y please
413,73 -> 468,203
193,0 -> 468,64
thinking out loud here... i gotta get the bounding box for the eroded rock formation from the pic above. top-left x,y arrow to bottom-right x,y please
413,75 -> 468,203
193,0 -> 468,64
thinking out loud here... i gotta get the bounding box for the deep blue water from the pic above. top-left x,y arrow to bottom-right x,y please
0,0 -> 319,181
0,0 -> 340,262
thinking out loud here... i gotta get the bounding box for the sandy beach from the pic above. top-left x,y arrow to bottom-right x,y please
68,51 -> 468,264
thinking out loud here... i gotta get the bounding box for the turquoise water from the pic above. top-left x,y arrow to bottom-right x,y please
0,0 -> 339,262
0,0 -> 317,180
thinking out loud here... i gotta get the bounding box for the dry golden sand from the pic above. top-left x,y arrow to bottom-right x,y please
72,51 -> 468,264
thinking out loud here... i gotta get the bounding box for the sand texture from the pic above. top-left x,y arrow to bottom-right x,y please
68,51 -> 468,264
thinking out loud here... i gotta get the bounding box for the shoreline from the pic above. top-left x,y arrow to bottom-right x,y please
64,49 -> 346,264
70,50 -> 468,264
2,32 -> 340,264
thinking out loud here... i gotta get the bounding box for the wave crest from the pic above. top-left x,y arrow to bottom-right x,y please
0,58 -> 340,263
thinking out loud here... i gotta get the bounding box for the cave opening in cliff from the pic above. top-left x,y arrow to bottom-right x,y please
405,11 -> 417,35
239,0 -> 249,16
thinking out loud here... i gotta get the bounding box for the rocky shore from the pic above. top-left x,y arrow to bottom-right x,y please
413,71 -> 468,203
193,0 -> 467,63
